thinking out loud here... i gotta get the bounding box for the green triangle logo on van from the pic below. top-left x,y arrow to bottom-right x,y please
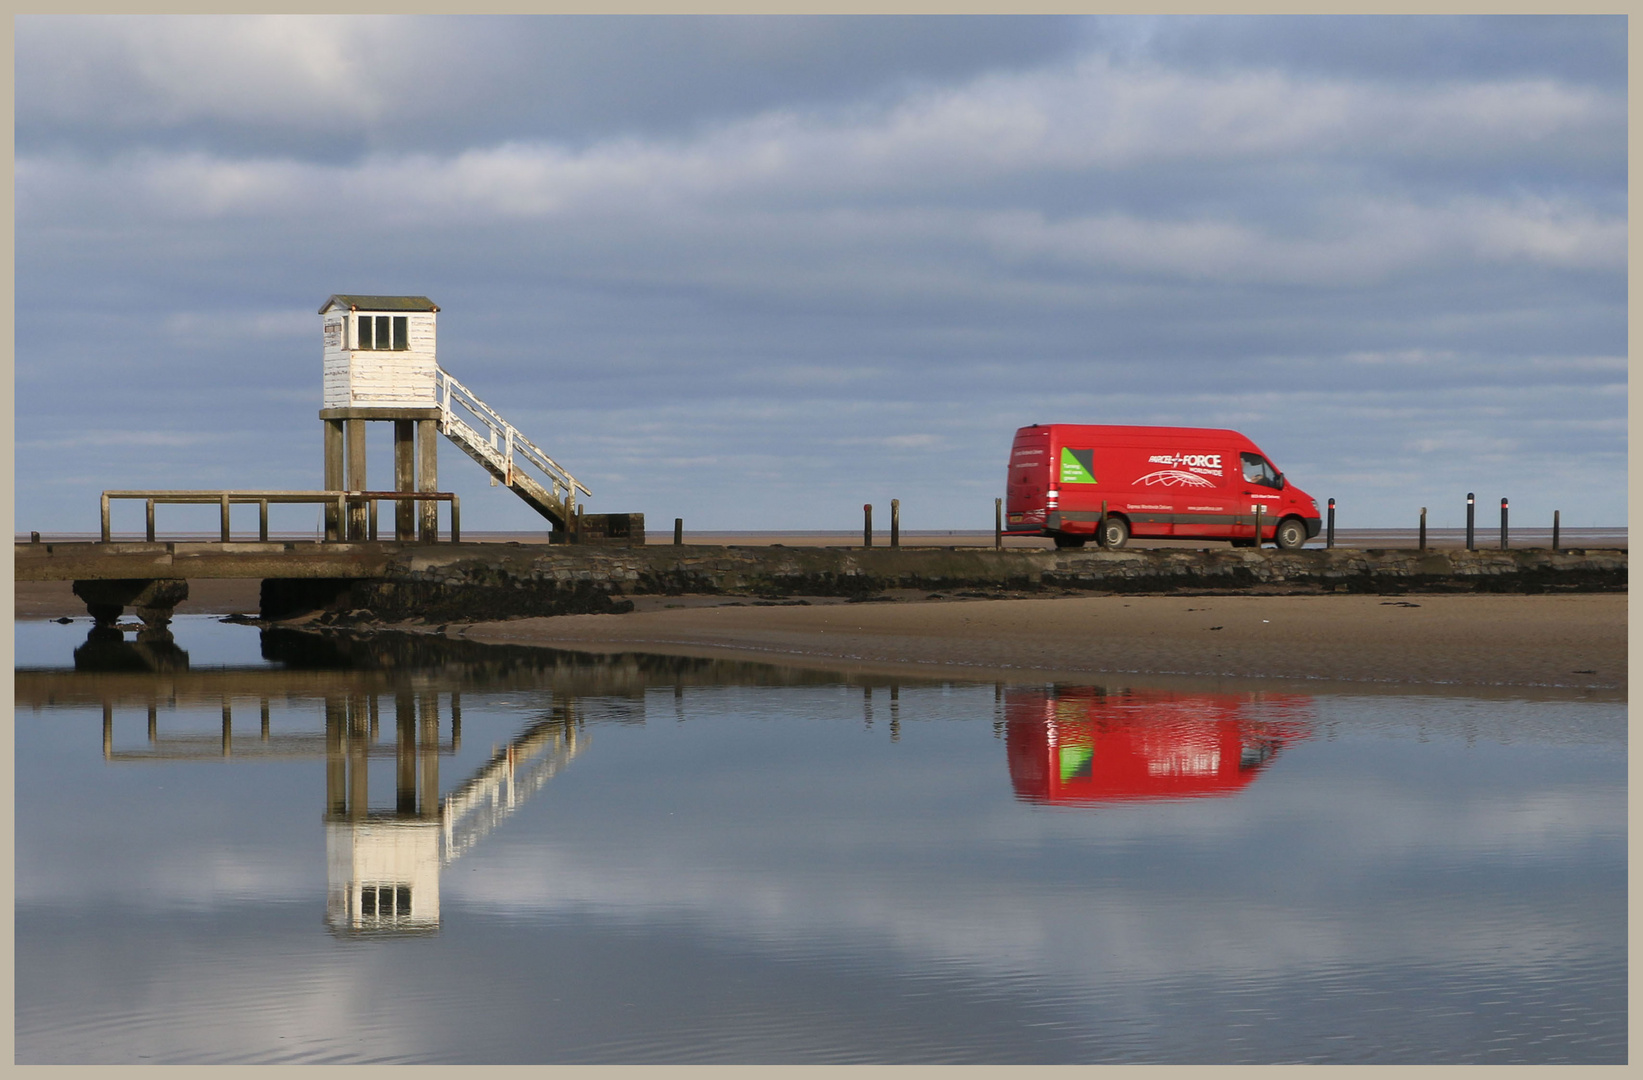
1059,447 -> 1097,484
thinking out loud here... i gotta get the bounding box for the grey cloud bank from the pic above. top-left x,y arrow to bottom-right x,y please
15,15 -> 1625,532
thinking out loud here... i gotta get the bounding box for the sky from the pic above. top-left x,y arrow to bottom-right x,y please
14,15 -> 1628,535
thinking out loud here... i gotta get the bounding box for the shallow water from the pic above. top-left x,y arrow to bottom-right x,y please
14,617 -> 1626,1064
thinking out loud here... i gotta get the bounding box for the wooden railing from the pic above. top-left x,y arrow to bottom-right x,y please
436,367 -> 590,507
100,490 -> 460,543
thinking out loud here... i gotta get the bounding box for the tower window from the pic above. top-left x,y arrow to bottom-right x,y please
355,315 -> 408,351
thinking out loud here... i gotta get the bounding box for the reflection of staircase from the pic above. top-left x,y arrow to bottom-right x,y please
440,712 -> 584,865
436,367 -> 590,530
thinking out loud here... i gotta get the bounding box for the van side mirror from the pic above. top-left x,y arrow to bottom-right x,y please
1276,473 -> 1286,489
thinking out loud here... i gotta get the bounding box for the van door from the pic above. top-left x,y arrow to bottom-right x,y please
1237,451 -> 1285,540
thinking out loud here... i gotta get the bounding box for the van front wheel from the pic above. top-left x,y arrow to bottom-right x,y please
1275,517 -> 1308,550
1099,516 -> 1129,549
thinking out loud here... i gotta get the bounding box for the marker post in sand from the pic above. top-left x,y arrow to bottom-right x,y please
863,504 -> 873,548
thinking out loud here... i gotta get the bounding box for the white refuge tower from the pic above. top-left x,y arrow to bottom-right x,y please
320,294 -> 439,410
317,293 -> 597,543
318,295 -> 444,541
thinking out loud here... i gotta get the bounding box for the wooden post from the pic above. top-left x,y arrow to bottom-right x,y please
890,499 -> 900,548
1097,500 -> 1108,547
1254,505 -> 1264,549
259,499 -> 268,542
345,419 -> 367,541
1326,499 -> 1336,549
863,504 -> 873,547
367,499 -> 378,541
994,498 -> 1002,550
1552,510 -> 1560,552
221,700 -> 232,758
394,419 -> 416,541
450,496 -> 460,543
1465,492 -> 1475,550
220,492 -> 231,543
100,492 -> 110,543
1500,497 -> 1509,549
417,419 -> 438,542
674,517 -> 683,546
1418,507 -> 1427,552
323,419 -> 344,541
146,499 -> 156,542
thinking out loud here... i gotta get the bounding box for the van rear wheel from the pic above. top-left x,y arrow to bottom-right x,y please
1099,516 -> 1129,549
1275,517 -> 1308,550
1053,534 -> 1086,549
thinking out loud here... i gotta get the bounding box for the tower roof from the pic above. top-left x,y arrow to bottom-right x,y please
319,295 -> 439,314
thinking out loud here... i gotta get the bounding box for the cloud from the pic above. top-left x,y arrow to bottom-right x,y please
12,16 -> 1627,530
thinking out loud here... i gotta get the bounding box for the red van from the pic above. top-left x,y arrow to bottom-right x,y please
1005,424 -> 1321,549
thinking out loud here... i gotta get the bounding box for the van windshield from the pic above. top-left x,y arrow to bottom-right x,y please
1241,452 -> 1281,488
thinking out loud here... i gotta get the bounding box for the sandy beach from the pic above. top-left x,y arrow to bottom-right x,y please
450,592 -> 1625,695
17,578 -> 1625,694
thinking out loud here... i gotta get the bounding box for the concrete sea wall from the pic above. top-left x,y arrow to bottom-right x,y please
260,543 -> 1628,623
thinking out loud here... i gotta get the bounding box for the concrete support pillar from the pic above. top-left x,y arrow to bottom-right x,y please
323,419 -> 345,541
417,419 -> 439,542
346,419 -> 368,541
393,420 -> 416,541
73,578 -> 188,628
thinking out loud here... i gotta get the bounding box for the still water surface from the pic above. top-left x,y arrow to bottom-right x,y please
15,616 -> 1626,1064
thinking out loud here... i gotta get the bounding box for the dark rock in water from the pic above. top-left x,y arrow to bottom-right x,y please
54,616 -> 74,624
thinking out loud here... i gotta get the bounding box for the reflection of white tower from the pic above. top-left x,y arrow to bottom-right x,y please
85,681 -> 586,939
322,702 -> 586,937
326,820 -> 441,934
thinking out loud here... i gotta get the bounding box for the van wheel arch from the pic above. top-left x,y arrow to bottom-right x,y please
1275,516 -> 1308,551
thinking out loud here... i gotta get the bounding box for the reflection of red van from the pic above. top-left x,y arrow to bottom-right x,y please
1006,686 -> 1311,804
1005,424 -> 1322,549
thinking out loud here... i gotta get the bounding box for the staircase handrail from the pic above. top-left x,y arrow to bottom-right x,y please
435,367 -> 591,501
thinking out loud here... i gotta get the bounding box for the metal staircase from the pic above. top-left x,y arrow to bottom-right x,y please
435,367 -> 590,531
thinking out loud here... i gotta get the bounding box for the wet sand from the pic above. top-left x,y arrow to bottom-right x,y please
452,593 -> 1626,695
17,578 -> 1625,694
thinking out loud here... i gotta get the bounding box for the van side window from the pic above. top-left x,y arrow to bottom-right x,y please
1241,452 -> 1279,488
